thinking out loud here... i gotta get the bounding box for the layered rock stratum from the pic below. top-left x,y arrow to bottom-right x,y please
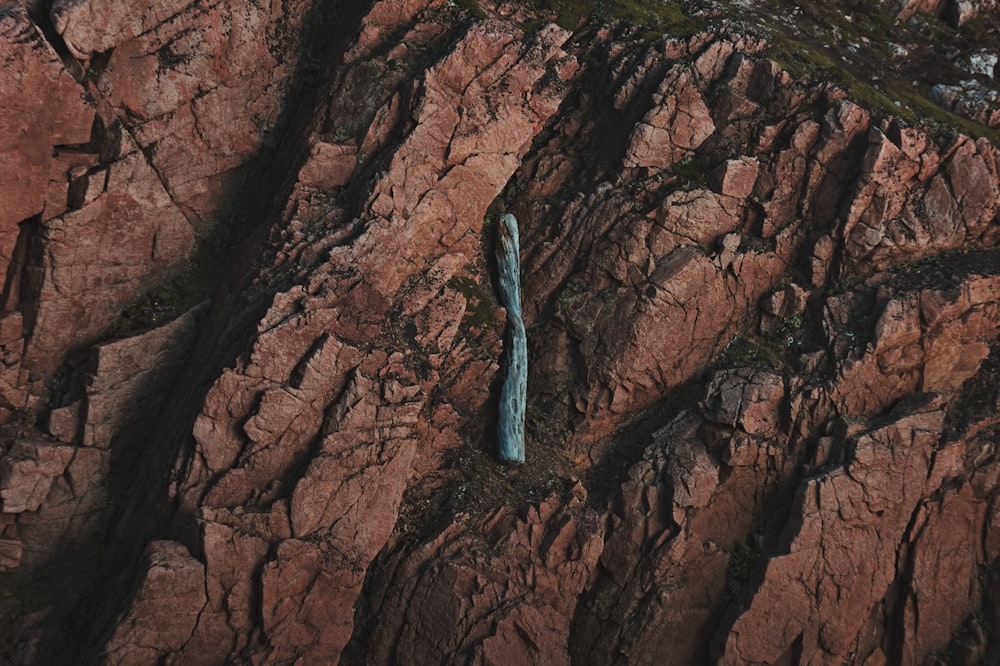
1,0 -> 999,663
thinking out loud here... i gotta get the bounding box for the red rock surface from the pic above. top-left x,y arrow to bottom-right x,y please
1,0 -> 1000,664
0,4 -> 93,269
23,146 -> 194,376
101,540 -> 208,665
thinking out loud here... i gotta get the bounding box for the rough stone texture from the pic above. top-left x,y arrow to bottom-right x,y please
297,142 -> 359,191
367,483 -> 602,665
707,157 -> 759,199
931,82 -> 1000,128
949,0 -> 1000,25
88,0 -> 311,227
0,0 -> 312,408
0,439 -> 74,514
51,0 -> 195,59
624,65 -> 716,170
716,395 -> 949,664
828,276 -> 1000,417
23,147 -> 194,376
704,368 -> 786,436
886,0 -> 999,25
886,0 -> 950,20
841,129 -> 1000,274
0,5 -> 94,274
149,14 -> 578,664
573,411 -> 733,664
2,0 -> 1000,664
900,484 -> 985,665
0,538 -> 23,569
74,302 -> 206,448
101,540 -> 207,665
0,436 -> 109,571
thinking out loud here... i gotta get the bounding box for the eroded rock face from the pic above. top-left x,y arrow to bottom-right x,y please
48,301 -> 207,448
931,82 -> 1000,128
718,395 -> 949,664
624,64 -> 716,170
367,483 -> 602,666
0,4 -> 93,267
0,439 -> 75,515
51,0 -> 196,59
101,540 -> 207,666
887,0 -> 999,25
23,146 -> 195,376
0,0 -> 312,408
0,434 -> 109,572
2,0 -> 1000,664
137,13 -> 579,663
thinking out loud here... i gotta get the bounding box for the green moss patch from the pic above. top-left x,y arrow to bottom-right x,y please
449,276 -> 497,328
455,0 -> 489,21
725,538 -> 761,599
526,0 -> 702,37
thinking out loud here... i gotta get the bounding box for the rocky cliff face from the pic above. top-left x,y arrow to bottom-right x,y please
1,0 -> 1000,663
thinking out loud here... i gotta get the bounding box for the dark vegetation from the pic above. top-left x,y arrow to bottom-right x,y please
527,0 -> 700,35
757,0 -> 1000,142
497,0 -> 1000,141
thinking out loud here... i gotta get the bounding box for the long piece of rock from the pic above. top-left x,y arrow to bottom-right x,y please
496,213 -> 526,464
